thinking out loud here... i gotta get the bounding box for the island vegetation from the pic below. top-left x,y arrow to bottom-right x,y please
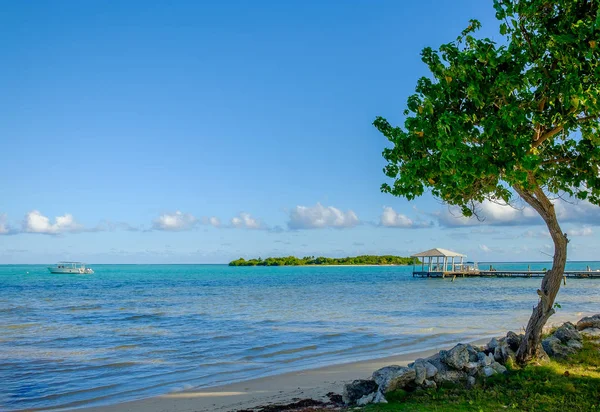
229,255 -> 416,266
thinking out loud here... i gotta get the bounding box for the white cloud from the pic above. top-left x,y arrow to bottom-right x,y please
380,206 -> 431,228
381,207 -> 413,227
153,211 -> 197,231
437,200 -> 539,227
23,210 -> 84,234
567,227 -> 593,236
437,198 -> 600,228
479,244 -> 492,253
287,203 -> 359,229
0,214 -> 9,234
554,201 -> 600,225
523,229 -> 550,238
231,212 -> 261,229
201,216 -> 222,228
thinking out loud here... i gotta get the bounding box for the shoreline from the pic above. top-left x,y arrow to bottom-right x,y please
79,336 -> 492,412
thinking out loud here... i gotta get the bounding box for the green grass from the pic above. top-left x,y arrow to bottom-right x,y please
360,338 -> 600,412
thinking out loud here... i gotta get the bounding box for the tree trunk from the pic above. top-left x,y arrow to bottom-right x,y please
512,184 -> 568,364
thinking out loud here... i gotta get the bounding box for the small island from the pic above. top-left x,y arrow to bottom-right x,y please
229,255 -> 416,266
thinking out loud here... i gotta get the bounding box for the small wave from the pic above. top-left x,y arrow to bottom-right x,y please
122,313 -> 165,321
67,305 -> 103,312
111,344 -> 139,351
3,323 -> 39,329
101,362 -> 139,369
245,342 -> 282,353
0,306 -> 28,314
241,345 -> 318,360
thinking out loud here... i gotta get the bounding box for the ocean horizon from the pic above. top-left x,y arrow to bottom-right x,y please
2,262 -> 600,411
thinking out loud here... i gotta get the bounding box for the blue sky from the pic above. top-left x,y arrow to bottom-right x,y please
1,0 -> 598,263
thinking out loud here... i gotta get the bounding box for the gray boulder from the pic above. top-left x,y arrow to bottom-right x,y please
356,392 -> 375,406
413,360 -> 438,385
372,366 -> 416,393
580,327 -> 600,338
426,354 -> 450,375
467,376 -> 476,388
554,322 -> 582,343
373,390 -> 388,404
494,339 -> 515,364
477,351 -> 494,367
482,366 -> 497,377
434,369 -> 468,384
466,345 -> 480,362
490,361 -> 507,374
342,379 -> 378,405
506,331 -> 523,351
566,339 -> 583,350
487,337 -> 499,352
577,314 -> 600,331
464,362 -> 480,376
542,336 -> 577,359
422,379 -> 437,389
440,344 -> 471,370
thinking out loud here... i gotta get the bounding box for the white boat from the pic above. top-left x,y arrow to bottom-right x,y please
48,262 -> 94,274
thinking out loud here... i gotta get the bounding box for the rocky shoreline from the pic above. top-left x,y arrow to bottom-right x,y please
341,313 -> 600,407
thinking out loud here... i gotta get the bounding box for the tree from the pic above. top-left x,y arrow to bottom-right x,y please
374,0 -> 600,363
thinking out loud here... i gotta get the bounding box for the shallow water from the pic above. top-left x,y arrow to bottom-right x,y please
1,262 -> 599,410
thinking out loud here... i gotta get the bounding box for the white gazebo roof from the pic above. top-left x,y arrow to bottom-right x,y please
411,248 -> 466,258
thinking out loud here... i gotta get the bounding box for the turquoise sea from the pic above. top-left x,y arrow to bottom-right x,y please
2,262 -> 600,411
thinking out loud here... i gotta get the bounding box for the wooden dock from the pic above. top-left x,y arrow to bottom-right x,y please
413,270 -> 600,279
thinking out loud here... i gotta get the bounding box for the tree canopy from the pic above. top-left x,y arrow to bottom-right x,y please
374,0 -> 600,216
374,0 -> 599,363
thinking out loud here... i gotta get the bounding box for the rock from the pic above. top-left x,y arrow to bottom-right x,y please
493,340 -> 515,364
542,336 -> 577,359
554,322 -> 582,343
356,392 -> 375,406
577,314 -> 600,330
506,331 -> 523,351
440,344 -> 471,370
373,391 -> 388,404
413,361 -> 426,385
422,379 -> 437,389
387,369 -> 417,392
477,351 -> 495,367
426,355 -> 450,379
466,345 -> 480,362
491,362 -> 507,374
425,361 -> 438,378
342,380 -> 378,405
567,339 -> 583,350
477,352 -> 486,365
464,362 -> 480,376
467,376 -> 476,388
434,369 -> 468,384
487,337 -> 499,351
580,327 -> 600,338
482,366 -> 497,377
372,366 -> 415,393
413,359 -> 438,385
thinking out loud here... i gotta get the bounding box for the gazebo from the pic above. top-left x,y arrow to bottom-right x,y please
411,248 -> 467,276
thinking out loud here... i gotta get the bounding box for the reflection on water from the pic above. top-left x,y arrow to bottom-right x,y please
1,262 -> 599,410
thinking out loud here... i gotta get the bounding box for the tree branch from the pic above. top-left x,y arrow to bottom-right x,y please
577,115 -> 599,123
532,125 -> 564,148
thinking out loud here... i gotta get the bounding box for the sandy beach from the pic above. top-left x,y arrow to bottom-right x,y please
80,338 -> 491,412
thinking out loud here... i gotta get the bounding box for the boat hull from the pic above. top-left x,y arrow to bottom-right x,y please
48,268 -> 84,274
